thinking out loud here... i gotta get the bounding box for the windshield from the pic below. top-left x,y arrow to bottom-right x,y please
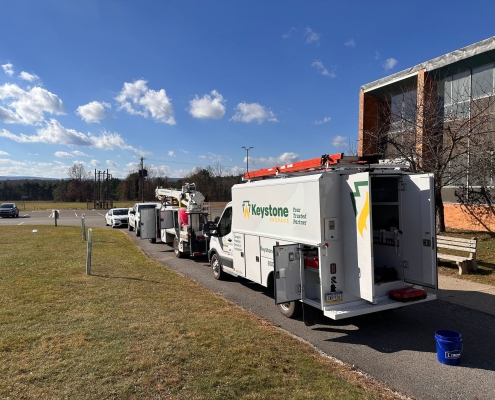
113,209 -> 128,216
0,204 -> 14,208
138,204 -> 157,210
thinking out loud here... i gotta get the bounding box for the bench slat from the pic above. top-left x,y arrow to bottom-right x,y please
437,243 -> 477,253
438,253 -> 472,262
437,236 -> 477,245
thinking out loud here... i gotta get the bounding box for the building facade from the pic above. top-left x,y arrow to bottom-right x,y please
358,37 -> 495,230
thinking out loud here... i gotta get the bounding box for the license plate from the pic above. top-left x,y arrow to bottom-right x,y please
326,291 -> 343,303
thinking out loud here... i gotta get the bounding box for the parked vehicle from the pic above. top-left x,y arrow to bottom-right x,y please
128,202 -> 160,237
0,203 -> 19,218
140,183 -> 210,257
105,208 -> 129,228
205,153 -> 438,323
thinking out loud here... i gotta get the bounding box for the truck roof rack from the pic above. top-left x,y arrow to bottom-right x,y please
243,153 -> 383,180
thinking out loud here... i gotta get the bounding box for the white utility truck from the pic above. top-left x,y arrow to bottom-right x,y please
206,153 -> 437,322
139,183 -> 210,258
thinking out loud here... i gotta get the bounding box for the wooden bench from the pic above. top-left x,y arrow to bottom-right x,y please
437,236 -> 478,275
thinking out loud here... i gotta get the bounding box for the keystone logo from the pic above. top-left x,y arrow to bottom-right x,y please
350,181 -> 369,237
242,200 -> 289,219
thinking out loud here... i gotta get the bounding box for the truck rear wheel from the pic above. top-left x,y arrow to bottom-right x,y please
211,253 -> 223,280
277,301 -> 302,318
173,237 -> 183,258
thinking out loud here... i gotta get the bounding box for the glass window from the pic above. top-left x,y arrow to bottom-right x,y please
389,90 -> 417,132
472,63 -> 494,99
219,207 -> 232,236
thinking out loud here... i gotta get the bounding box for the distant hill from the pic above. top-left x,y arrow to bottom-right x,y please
0,176 -> 182,181
0,176 -> 61,181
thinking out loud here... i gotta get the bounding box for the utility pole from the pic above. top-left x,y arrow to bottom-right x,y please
241,146 -> 253,173
139,157 -> 146,202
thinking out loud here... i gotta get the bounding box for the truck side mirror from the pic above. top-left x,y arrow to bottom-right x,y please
130,210 -> 135,215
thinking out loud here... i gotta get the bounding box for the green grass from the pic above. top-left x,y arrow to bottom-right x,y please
438,229 -> 495,286
12,201 -> 134,211
0,226 -> 398,399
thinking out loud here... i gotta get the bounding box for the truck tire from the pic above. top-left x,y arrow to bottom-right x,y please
277,301 -> 302,318
149,238 -> 156,243
173,237 -> 183,258
128,223 -> 133,231
136,223 -> 140,237
211,253 -> 223,280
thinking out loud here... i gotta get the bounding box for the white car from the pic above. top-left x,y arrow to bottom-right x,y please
105,208 -> 129,228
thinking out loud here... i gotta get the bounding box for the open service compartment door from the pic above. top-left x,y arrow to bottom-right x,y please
273,244 -> 303,304
140,208 -> 157,240
400,173 -> 437,288
342,172 -> 375,303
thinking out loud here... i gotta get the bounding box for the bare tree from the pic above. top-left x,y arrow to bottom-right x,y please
363,71 -> 495,231
67,163 -> 92,201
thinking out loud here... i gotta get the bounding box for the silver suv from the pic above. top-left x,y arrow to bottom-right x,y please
0,203 -> 19,218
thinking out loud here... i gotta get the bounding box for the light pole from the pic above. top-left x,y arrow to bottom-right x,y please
241,146 -> 253,173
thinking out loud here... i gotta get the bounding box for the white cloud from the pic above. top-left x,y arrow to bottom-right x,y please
249,152 -> 299,166
76,101 -> 111,123
0,83 -> 65,124
332,135 -> 347,147
168,151 -> 175,157
0,150 -> 9,155
230,102 -> 278,124
18,71 -> 39,82
313,117 -> 331,125
304,27 -> 320,45
106,160 -> 119,167
115,79 -> 175,125
89,159 -> 100,167
198,155 -> 206,160
180,149 -> 189,154
312,61 -> 335,78
383,58 -> 398,70
55,151 -> 73,158
282,27 -> 296,39
0,120 -> 148,156
72,150 -> 89,157
189,90 -> 225,119
344,39 -> 356,47
375,51 -> 380,60
1,63 -> 13,76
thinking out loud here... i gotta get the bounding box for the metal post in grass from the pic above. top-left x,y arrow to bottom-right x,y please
86,228 -> 92,275
82,214 -> 86,241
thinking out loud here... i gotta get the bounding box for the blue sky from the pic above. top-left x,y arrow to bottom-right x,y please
1,0 -> 495,179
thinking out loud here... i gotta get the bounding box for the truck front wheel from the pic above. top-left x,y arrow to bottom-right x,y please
211,253 -> 223,280
128,223 -> 133,231
173,237 -> 183,258
277,302 -> 302,318
135,223 -> 140,237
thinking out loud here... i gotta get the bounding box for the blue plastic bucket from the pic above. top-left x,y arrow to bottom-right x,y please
435,330 -> 462,366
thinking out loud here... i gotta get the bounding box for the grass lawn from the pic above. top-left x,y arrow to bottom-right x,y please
438,229 -> 495,286
0,226 -> 399,399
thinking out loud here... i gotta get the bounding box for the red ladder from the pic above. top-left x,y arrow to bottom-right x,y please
244,153 -> 344,180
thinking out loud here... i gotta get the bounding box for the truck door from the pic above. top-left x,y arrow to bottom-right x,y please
342,172 -> 375,303
140,208 -> 157,240
274,244 -> 303,304
216,206 -> 234,269
400,174 -> 437,288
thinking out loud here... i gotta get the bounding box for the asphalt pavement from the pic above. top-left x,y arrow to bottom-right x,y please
2,208 -> 495,399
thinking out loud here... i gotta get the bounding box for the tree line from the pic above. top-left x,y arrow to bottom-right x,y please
0,163 -> 242,203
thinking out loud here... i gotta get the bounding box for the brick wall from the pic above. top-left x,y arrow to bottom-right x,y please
444,203 -> 495,231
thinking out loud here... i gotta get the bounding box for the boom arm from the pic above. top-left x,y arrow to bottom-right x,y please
155,183 -> 205,213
